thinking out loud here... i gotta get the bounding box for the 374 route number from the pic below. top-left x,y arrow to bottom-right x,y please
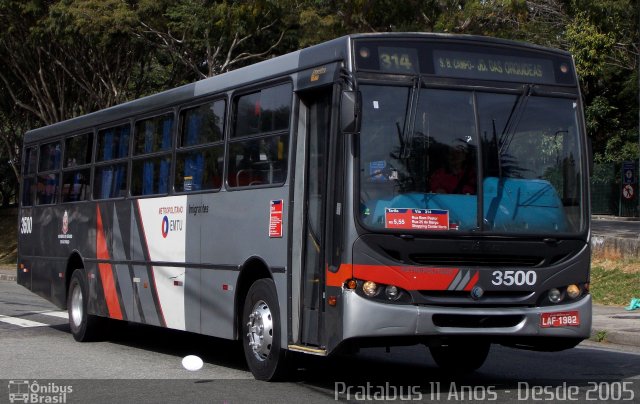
491,270 -> 536,286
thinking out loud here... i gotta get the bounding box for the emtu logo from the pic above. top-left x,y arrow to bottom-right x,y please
161,215 -> 183,238
161,216 -> 169,238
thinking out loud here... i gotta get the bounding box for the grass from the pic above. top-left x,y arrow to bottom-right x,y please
590,258 -> 640,306
594,330 -> 608,342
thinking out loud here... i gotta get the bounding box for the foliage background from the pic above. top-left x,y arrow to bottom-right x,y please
0,0 -> 638,206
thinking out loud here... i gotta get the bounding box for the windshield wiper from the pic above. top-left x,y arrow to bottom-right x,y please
499,84 -> 531,156
395,77 -> 422,159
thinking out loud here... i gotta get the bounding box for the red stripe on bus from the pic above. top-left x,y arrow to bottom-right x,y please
326,264 -> 353,287
352,264 -> 459,291
463,271 -> 480,291
96,206 -> 123,320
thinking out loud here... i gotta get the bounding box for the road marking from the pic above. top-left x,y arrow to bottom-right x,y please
0,314 -> 49,328
34,310 -> 69,319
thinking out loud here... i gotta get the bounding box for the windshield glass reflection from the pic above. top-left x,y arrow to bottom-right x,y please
358,85 -> 584,234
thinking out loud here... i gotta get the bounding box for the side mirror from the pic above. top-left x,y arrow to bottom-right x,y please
340,90 -> 361,134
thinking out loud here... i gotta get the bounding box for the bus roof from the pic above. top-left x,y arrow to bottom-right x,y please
24,33 -> 570,144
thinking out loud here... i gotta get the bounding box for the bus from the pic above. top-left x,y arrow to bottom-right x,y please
17,33 -> 591,380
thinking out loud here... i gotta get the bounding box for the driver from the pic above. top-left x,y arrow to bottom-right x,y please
430,146 -> 476,195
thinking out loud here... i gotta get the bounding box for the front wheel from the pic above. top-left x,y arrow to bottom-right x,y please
428,340 -> 490,374
67,269 -> 103,341
242,279 -> 287,381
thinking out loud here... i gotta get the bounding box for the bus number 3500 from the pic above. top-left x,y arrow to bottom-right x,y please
491,270 -> 537,286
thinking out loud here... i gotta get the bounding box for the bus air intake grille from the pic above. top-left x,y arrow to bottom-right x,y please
419,290 -> 532,300
432,314 -> 524,328
409,254 -> 543,267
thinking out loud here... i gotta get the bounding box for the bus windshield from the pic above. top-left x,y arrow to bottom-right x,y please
358,84 -> 584,234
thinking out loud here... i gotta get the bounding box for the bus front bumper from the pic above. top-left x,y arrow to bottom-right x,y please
341,290 -> 592,341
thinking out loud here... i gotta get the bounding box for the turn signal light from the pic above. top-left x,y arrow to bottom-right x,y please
362,281 -> 378,297
346,279 -> 357,290
566,284 -> 581,299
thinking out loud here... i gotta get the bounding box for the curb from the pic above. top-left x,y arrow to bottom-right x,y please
591,234 -> 640,259
590,328 -> 640,348
592,215 -> 640,222
0,268 -> 16,282
0,273 -> 16,282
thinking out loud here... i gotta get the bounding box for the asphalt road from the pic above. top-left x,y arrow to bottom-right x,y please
592,217 -> 639,239
2,280 -> 640,403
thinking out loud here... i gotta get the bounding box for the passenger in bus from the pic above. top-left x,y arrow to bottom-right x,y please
430,147 -> 476,194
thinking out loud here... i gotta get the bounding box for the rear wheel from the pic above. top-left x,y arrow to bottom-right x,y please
68,269 -> 103,341
242,279 -> 287,381
429,340 -> 490,374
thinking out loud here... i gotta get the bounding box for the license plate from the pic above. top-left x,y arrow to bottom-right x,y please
540,311 -> 580,328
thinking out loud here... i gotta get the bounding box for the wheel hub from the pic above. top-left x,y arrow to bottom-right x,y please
70,284 -> 83,328
246,300 -> 273,361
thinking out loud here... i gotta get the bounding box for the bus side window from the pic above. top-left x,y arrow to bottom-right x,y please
95,124 -> 130,199
228,83 -> 291,188
35,142 -> 61,205
21,147 -> 38,206
62,169 -> 90,202
131,113 -> 174,196
176,100 -> 226,192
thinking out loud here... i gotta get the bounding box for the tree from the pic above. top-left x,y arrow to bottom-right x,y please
134,0 -> 293,79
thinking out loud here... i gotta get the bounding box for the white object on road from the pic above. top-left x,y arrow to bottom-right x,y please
181,355 -> 204,371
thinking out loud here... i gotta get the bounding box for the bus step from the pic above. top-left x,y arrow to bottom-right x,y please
287,344 -> 328,356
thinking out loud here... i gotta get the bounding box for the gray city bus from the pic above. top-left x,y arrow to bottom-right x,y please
17,33 -> 591,380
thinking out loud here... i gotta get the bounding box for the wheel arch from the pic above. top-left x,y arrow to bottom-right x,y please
64,250 -> 85,309
233,256 -> 274,340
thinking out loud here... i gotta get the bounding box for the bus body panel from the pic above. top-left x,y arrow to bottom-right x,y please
341,291 -> 592,340
18,187 -> 291,341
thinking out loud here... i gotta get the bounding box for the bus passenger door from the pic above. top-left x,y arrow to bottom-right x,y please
297,88 -> 333,346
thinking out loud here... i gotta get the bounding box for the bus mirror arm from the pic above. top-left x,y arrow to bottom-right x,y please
340,90 -> 361,134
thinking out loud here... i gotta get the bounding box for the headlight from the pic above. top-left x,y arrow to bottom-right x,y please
385,285 -> 401,301
548,288 -> 564,304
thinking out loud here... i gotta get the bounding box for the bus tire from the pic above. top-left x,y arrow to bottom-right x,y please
67,269 -> 102,342
428,340 -> 490,374
242,279 -> 286,381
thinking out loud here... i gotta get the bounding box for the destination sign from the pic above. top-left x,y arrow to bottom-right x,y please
433,50 -> 555,84
354,40 -> 574,85
378,47 -> 419,73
